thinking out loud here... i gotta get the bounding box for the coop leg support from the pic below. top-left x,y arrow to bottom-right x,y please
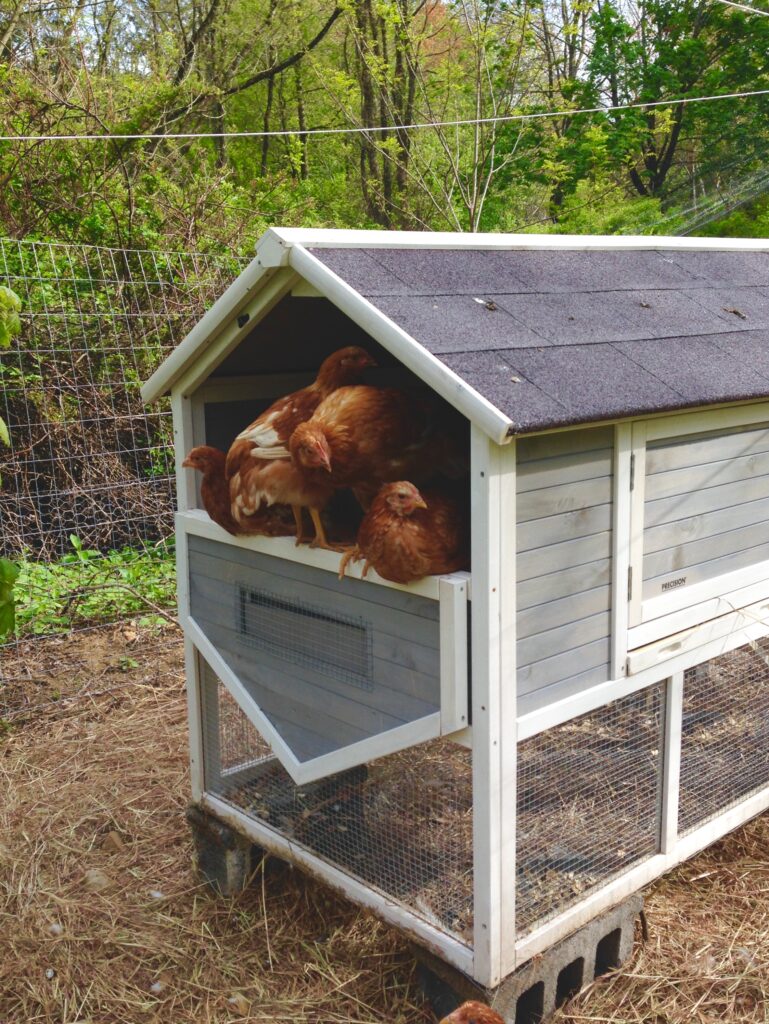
413,893 -> 643,1023
186,804 -> 265,896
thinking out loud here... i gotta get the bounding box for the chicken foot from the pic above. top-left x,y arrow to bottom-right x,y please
307,506 -> 353,553
338,547 -> 372,580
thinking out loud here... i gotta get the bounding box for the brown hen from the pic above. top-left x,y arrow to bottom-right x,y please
226,346 -> 374,541
289,385 -> 466,517
438,1001 -> 505,1024
339,481 -> 469,584
182,446 -> 295,537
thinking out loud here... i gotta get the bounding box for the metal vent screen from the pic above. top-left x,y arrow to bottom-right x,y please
237,585 -> 373,690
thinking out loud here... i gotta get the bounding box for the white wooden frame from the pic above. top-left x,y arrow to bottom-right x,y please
514,653 -> 769,967
628,403 -> 769,644
201,789 -> 475,975
470,428 -> 517,986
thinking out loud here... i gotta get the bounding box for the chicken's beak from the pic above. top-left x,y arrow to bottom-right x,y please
182,457 -> 194,469
414,496 -> 428,510
318,447 -> 332,472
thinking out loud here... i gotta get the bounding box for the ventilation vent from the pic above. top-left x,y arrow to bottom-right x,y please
237,585 -> 373,690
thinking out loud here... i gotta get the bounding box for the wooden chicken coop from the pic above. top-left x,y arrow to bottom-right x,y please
143,228 -> 769,992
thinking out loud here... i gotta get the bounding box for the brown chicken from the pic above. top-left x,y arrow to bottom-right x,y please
338,481 -> 469,584
182,446 -> 295,537
289,385 -> 466,539
226,346 -> 375,540
439,1001 -> 505,1024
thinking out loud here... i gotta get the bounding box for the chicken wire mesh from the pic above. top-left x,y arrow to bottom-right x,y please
679,638 -> 769,835
200,661 -> 474,945
516,684 -> 664,935
0,237 -> 246,561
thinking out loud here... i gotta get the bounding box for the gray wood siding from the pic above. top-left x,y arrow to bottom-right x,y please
516,427 -> 613,707
642,422 -> 769,599
187,535 -> 441,764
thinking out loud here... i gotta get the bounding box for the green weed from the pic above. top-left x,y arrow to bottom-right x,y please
11,536 -> 176,638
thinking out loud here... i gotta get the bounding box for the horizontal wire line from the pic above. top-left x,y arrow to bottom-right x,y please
4,87 -> 769,142
713,0 -> 769,14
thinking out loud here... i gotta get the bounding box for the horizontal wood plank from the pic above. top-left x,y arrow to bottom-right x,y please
517,447 -> 612,493
517,475 -> 612,524
188,533 -> 441,618
644,493 -> 769,554
646,422 -> 769,475
643,518 -> 769,581
517,427 -> 613,465
517,503 -> 611,551
517,585 -> 611,639
643,540 -> 769,600
517,637 -> 611,694
517,531 -> 611,580
644,472 -> 769,528
645,446 -> 769,501
517,611 -> 611,667
517,559 -> 611,610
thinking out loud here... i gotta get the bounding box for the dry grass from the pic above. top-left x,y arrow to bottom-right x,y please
2,627 -> 769,1023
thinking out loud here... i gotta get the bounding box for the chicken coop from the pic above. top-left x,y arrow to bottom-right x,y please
143,228 -> 769,992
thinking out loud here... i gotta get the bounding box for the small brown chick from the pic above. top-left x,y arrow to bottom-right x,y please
183,446 -> 295,537
339,481 -> 469,584
439,1001 -> 505,1024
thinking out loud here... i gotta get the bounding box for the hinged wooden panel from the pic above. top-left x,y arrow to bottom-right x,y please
182,531 -> 469,783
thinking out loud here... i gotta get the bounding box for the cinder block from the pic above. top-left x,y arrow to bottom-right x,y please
414,893 -> 643,1023
186,803 -> 264,896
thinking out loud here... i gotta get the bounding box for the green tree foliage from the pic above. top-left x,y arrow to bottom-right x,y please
0,0 -> 768,247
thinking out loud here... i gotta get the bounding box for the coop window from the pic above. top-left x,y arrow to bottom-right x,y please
237,585 -> 373,690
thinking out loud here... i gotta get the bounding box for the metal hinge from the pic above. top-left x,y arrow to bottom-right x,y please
629,453 -> 636,491
628,565 -> 633,600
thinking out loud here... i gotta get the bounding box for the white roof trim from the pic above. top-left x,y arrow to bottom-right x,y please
260,226 -> 769,254
141,253 -> 272,404
142,225 -> 769,413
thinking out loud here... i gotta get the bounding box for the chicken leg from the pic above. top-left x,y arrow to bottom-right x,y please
292,504 -> 305,546
308,506 -> 351,552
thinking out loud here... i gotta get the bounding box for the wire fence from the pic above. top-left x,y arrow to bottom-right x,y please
0,237 -> 247,647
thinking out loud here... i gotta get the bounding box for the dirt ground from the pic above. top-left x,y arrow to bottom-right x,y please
1,625 -> 769,1023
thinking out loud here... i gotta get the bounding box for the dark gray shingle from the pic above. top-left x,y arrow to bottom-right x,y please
310,245 -> 769,432
372,294 -> 546,351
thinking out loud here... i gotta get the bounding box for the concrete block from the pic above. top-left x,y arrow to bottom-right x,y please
414,893 -> 643,1023
186,803 -> 264,896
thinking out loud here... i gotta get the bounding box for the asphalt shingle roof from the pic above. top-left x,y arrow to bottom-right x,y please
310,246 -> 769,433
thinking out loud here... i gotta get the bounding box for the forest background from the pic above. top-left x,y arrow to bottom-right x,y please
3,0 -> 769,642
3,0 -> 769,251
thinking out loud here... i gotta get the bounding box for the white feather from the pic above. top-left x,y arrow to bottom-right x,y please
236,414 -> 281,447
249,446 -> 290,460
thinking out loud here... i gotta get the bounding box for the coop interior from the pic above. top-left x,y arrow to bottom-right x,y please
194,294 -> 470,550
